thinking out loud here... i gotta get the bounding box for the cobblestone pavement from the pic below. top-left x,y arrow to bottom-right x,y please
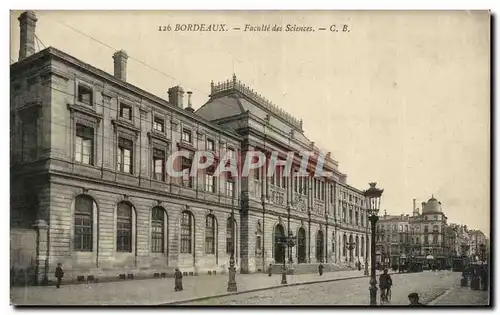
185,270 -> 462,305
11,269 -> 368,305
431,287 -> 490,306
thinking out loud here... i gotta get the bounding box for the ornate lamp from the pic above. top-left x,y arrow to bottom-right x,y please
363,182 -> 384,306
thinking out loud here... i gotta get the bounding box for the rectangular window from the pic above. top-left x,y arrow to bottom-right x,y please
205,216 -> 215,254
293,173 -> 298,193
119,103 -> 132,120
321,182 -> 325,201
181,157 -> 193,188
180,212 -> 192,254
281,166 -> 286,188
182,128 -> 192,143
205,167 -> 216,193
152,148 -> 165,181
153,116 -> 164,133
227,147 -> 235,159
75,124 -> 94,165
21,114 -> 38,161
276,166 -> 282,188
78,84 -> 93,106
226,180 -> 234,197
207,139 -> 215,151
117,137 -> 133,173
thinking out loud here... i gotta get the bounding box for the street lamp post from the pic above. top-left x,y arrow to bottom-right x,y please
345,241 -> 356,265
363,182 -> 384,306
364,221 -> 370,276
279,233 -> 296,284
227,183 -> 237,292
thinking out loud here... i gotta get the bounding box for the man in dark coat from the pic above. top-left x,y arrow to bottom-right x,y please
268,264 -> 273,277
379,269 -> 392,302
318,264 -> 324,276
174,268 -> 183,291
55,263 -> 64,288
408,293 -> 425,306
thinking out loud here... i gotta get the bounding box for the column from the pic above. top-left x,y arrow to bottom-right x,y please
33,220 -> 49,285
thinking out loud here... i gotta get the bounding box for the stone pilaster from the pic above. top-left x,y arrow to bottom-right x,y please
33,219 -> 49,285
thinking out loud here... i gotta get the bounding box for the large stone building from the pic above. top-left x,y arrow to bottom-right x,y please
10,11 -> 370,284
410,195 -> 449,265
374,211 -> 411,265
375,196 -> 449,267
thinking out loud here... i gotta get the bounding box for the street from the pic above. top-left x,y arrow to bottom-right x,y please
12,269 -> 487,306
11,269 -> 366,305
184,270 -> 462,305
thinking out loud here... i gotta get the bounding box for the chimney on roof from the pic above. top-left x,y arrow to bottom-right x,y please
168,86 -> 185,108
18,11 -> 38,61
113,50 -> 128,81
413,198 -> 419,216
185,91 -> 194,112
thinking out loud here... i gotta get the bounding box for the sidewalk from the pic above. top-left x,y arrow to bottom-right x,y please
11,269 -> 370,305
430,287 -> 490,306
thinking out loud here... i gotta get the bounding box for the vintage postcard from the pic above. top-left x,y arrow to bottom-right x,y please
9,10 -> 490,306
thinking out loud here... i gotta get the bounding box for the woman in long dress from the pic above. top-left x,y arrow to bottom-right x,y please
174,268 -> 183,291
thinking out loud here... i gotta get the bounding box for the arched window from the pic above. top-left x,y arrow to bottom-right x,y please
205,215 -> 216,254
151,207 -> 165,253
227,217 -> 238,262
117,202 -> 132,252
274,224 -> 285,263
74,195 -> 94,251
180,211 -> 193,254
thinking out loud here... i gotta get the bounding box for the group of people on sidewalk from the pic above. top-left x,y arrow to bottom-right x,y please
51,263 -> 185,292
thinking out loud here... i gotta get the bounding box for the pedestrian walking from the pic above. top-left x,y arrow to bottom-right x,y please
318,263 -> 324,276
357,261 -> 361,271
55,263 -> 64,288
408,293 -> 425,306
174,268 -> 183,291
268,263 -> 272,277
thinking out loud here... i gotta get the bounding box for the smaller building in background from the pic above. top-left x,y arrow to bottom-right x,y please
375,211 -> 411,266
468,229 -> 487,262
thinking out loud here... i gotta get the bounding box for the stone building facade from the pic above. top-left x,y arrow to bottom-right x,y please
375,212 -> 411,265
10,11 -> 369,284
468,229 -> 487,261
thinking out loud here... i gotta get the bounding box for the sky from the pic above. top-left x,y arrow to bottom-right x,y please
10,10 -> 490,234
